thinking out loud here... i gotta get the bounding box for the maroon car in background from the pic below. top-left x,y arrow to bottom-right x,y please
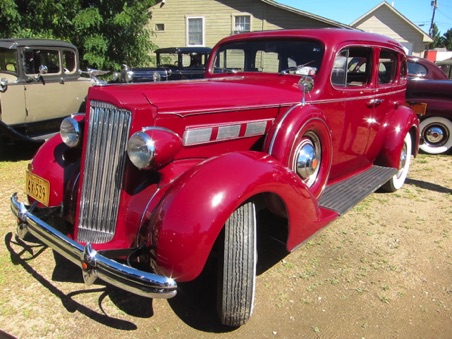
407,56 -> 448,80
11,29 -> 419,326
406,56 -> 452,154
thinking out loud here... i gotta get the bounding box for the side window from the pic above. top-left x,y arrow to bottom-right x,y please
378,49 -> 397,85
332,47 -> 372,87
0,49 -> 17,73
400,58 -> 408,81
407,61 -> 427,77
63,50 -> 77,73
24,49 -> 60,75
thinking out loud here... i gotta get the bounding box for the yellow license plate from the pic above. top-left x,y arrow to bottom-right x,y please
26,171 -> 50,206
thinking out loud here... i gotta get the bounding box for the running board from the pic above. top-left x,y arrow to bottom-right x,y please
319,165 -> 397,215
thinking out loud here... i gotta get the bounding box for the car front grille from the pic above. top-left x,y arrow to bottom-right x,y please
77,100 -> 132,243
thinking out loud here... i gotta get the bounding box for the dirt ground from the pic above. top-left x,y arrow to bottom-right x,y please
0,146 -> 450,339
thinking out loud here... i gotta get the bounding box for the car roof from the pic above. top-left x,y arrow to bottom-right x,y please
155,47 -> 212,54
0,38 -> 77,50
214,28 -> 404,52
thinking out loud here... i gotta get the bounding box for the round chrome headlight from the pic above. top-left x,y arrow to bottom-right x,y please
127,131 -> 155,169
60,117 -> 81,147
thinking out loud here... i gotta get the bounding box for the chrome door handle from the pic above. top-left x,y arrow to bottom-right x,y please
366,98 -> 384,107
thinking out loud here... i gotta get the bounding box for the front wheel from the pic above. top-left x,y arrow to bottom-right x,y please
419,117 -> 452,154
217,201 -> 256,327
381,132 -> 412,192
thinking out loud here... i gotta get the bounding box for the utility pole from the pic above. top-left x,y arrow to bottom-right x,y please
429,0 -> 438,37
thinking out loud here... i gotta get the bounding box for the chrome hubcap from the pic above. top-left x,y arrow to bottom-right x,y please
294,133 -> 321,187
424,125 -> 448,147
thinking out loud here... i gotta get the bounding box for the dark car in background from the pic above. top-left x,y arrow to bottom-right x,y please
407,55 -> 448,80
406,56 -> 452,154
112,47 -> 211,83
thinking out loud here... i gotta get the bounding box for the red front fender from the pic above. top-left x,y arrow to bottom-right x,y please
151,151 -> 337,282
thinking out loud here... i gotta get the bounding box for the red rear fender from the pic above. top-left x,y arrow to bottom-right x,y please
376,105 -> 420,168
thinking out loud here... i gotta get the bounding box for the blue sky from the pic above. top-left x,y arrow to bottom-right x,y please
277,0 -> 452,35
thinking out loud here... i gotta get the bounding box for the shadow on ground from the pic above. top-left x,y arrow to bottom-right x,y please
4,209 -> 290,333
0,142 -> 41,161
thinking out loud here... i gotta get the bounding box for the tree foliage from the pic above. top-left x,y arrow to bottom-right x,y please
430,23 -> 452,50
439,29 -> 452,50
0,0 -> 157,70
430,23 -> 442,49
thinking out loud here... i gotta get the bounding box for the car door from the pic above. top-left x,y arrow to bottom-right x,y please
364,48 -> 404,160
329,46 -> 376,177
23,47 -> 90,125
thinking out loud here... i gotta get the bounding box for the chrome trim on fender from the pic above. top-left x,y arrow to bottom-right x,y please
10,193 -> 177,299
268,103 -> 302,155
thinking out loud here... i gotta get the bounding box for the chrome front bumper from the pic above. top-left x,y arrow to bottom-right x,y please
10,193 -> 177,299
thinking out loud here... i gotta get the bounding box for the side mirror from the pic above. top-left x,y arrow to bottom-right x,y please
0,78 -> 8,93
298,76 -> 314,105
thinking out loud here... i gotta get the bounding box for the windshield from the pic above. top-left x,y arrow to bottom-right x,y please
213,38 -> 324,75
157,52 -> 209,69
0,48 -> 17,73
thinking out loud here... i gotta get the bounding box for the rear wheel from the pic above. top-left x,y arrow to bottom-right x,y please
381,132 -> 412,192
419,117 -> 452,154
217,201 -> 256,327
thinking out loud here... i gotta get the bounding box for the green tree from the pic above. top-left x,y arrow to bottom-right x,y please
430,23 -> 442,49
440,29 -> 452,50
0,0 -> 157,70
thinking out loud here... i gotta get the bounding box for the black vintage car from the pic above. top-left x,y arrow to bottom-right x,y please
112,46 -> 211,83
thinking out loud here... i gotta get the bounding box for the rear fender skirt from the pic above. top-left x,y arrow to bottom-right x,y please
151,151 -> 337,282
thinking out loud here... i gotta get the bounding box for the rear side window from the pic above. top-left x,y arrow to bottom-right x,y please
407,61 -> 427,77
63,50 -> 77,73
332,47 -> 372,87
378,49 -> 398,85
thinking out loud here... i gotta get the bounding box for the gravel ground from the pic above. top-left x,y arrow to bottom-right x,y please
0,147 -> 451,339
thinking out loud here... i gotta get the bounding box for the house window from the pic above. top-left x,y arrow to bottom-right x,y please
187,17 -> 204,46
155,23 -> 165,32
234,15 -> 250,34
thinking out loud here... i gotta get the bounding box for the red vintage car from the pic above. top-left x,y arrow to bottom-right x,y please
11,29 -> 419,326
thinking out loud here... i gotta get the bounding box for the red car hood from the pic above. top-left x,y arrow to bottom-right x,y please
90,76 -> 302,114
